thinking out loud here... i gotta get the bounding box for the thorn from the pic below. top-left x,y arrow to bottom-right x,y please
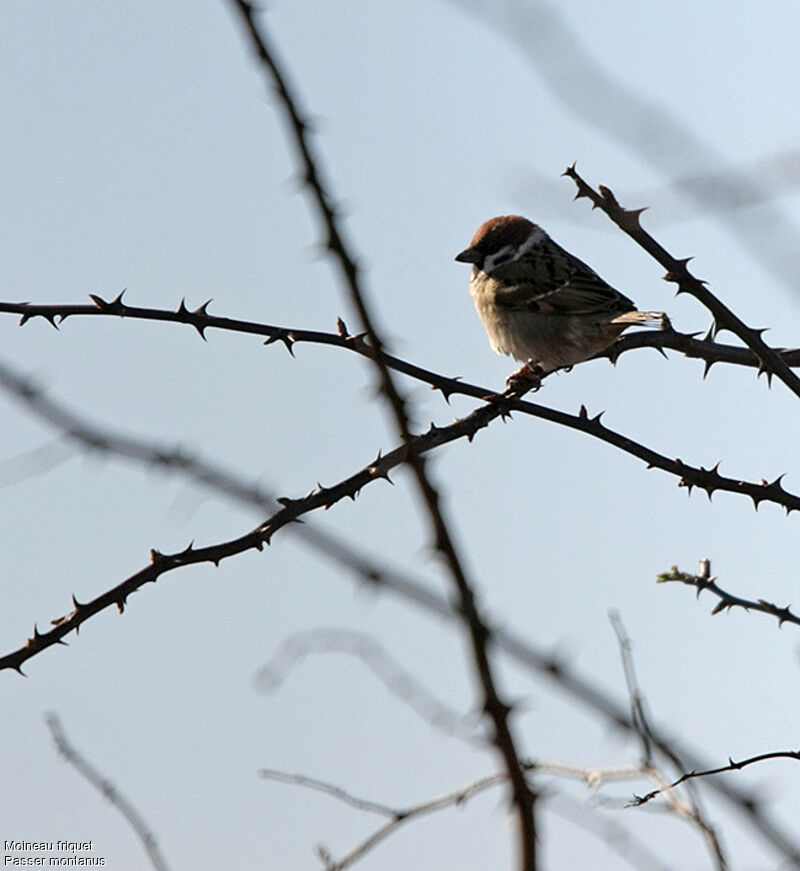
89,292 -> 128,314
150,548 -> 163,564
71,594 -> 85,611
768,474 -> 787,492
703,358 -> 715,379
336,317 -> 349,338
624,206 -> 648,225
264,329 -> 296,356
190,299 -> 213,340
578,405 -> 588,420
597,184 -> 619,207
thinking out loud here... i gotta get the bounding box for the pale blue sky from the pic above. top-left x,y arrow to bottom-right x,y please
3,2 -> 800,869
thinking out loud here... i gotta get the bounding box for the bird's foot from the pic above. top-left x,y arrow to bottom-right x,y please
505,362 -> 543,393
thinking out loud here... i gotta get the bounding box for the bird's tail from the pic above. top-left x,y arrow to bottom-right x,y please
611,310 -> 666,326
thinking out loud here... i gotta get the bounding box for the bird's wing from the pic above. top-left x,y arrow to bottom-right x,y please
495,243 -> 636,316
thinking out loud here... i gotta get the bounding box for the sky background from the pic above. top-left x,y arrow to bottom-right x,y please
2,1 -> 800,869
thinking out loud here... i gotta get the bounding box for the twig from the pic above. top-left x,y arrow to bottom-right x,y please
46,714 -> 170,871
226,3 -> 538,865
260,768 -> 507,871
609,613 -> 727,869
658,558 -> 800,629
565,164 -> 800,400
260,758 -> 728,871
633,750 -> 800,807
609,612 -> 653,766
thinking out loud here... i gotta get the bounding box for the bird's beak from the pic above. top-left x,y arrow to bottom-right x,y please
455,247 -> 481,264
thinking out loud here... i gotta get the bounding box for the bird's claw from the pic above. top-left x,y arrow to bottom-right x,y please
505,363 -> 542,393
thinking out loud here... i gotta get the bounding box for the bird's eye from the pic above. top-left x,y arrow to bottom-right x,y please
483,244 -> 515,273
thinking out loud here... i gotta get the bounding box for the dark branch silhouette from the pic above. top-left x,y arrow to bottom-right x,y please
658,558 -> 800,629
633,750 -> 800,807
2,357 -> 798,859
565,165 -> 800,400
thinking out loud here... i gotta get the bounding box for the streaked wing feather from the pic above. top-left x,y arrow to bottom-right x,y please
494,241 -> 636,316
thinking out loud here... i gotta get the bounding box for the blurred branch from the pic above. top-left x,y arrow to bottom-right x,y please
454,0 -> 800,290
609,613 -> 726,870
549,793 -> 676,871
510,149 -> 800,229
4,349 -> 800,674
610,612 -> 654,767
254,627 -> 482,744
658,558 -> 800,629
46,713 -> 169,871
633,750 -> 800,807
237,4 -> 541,864
3,368 -> 797,863
4,314 -> 800,516
565,164 -> 800,400
262,757 -> 727,871
260,767 -> 507,871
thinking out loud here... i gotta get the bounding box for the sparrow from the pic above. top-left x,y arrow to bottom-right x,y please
456,215 -> 663,382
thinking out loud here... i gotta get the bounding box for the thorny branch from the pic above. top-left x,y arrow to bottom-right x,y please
632,750 -> 800,807
46,714 -> 170,871
453,0 -> 800,292
231,3 -> 538,865
3,364 -> 799,863
0,370 -> 800,866
565,164 -> 800,399
1,296 -> 799,380
6,344 -> 800,676
658,558 -> 800,629
3,308 -> 800,514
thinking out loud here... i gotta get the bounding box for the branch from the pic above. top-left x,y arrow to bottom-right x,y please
46,714 -> 170,871
633,750 -> 800,807
565,164 -> 800,400
5,314 -> 800,516
225,2 -> 538,865
609,613 -> 727,870
4,375 -> 798,860
262,758 -> 729,871
254,628 -> 482,744
3,296 -> 800,383
259,767 -> 506,871
452,0 -> 800,292
7,336 -> 800,677
658,558 -> 800,629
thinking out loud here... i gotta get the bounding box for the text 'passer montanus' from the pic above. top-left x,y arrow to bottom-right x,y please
456,215 -> 663,383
